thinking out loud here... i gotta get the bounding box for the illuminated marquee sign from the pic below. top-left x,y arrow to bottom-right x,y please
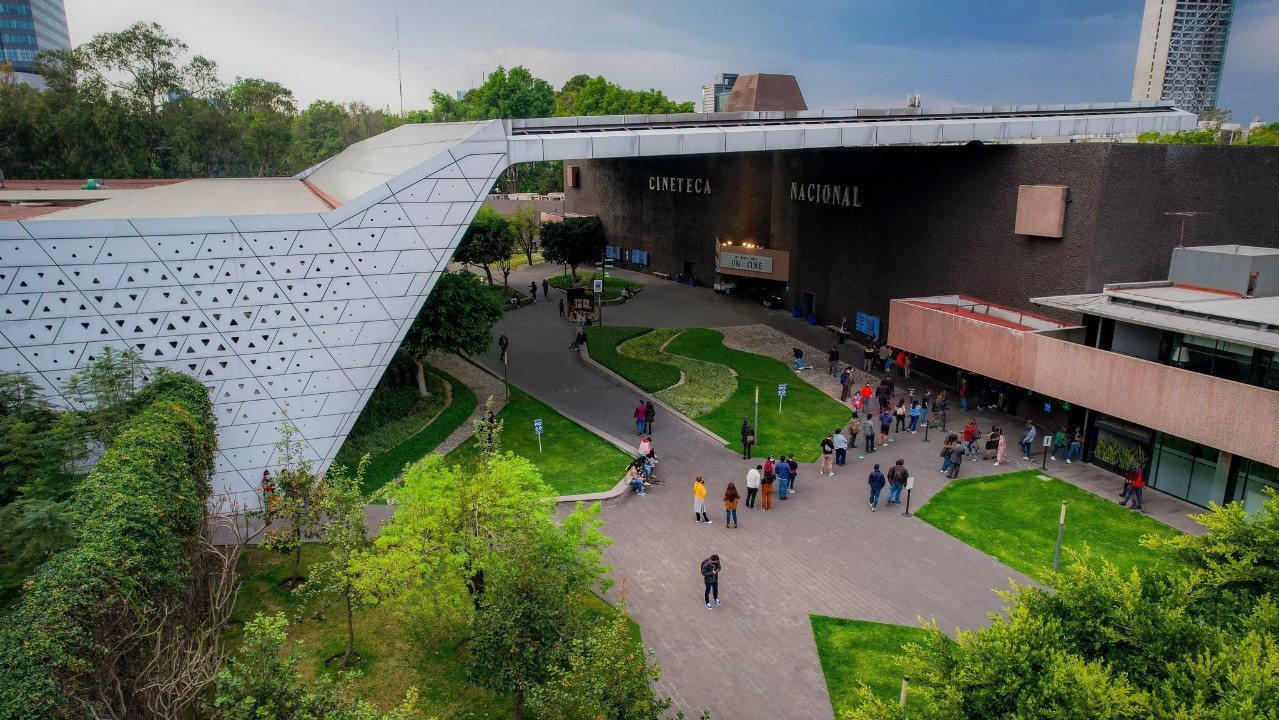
720,251 -> 773,274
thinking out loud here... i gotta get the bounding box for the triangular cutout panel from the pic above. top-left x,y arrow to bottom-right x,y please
35,237 -> 104,266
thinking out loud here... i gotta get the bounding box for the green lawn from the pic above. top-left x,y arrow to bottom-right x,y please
811,615 -> 939,715
444,387 -> 631,496
229,544 -> 636,720
665,329 -> 851,462
914,471 -> 1186,584
585,326 -> 681,392
547,272 -> 643,301
335,364 -> 477,497
333,375 -> 449,472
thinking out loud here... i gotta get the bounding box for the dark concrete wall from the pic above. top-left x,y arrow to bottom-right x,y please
564,143 -> 1279,335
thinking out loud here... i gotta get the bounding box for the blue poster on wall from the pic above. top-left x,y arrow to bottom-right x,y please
855,312 -> 881,339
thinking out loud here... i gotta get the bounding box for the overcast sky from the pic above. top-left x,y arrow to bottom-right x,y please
63,0 -> 1278,121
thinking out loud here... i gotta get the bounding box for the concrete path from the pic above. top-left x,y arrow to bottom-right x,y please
468,262 -> 1207,719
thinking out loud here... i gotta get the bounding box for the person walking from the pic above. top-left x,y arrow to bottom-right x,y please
558,298 -> 565,318
946,442 -> 966,479
959,378 -> 969,412
878,406 -> 892,447
819,433 -> 835,476
760,463 -> 775,510
833,428 -> 848,466
529,281 -> 538,302
644,400 -> 656,434
1049,427 -> 1068,461
701,554 -> 722,609
1020,422 -> 1037,460
886,459 -> 909,506
741,419 -> 755,459
745,465 -> 761,509
633,402 -> 647,435
776,457 -> 791,500
962,419 -> 979,460
995,429 -> 1007,465
1065,427 -> 1083,463
542,278 -> 549,298
724,483 -> 740,528
1120,465 -> 1145,510
861,412 -> 877,453
895,399 -> 907,433
867,464 -> 886,511
940,435 -> 957,473
787,454 -> 799,494
908,400 -> 921,433
828,346 -> 840,376
1122,461 -> 1143,499
839,366 -> 852,401
498,333 -> 509,363
693,476 -> 712,524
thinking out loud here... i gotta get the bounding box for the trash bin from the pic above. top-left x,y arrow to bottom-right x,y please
689,277 -> 697,287
808,314 -> 818,326
792,307 -> 801,318
675,274 -> 683,284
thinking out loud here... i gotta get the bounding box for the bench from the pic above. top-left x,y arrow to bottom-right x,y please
600,286 -> 644,306
651,271 -> 672,281
826,324 -> 851,342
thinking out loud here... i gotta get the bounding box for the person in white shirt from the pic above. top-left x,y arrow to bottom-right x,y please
744,465 -> 762,509
833,429 -> 849,466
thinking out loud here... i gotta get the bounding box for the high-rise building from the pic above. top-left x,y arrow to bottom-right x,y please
1131,0 -> 1234,116
0,0 -> 70,83
700,72 -> 738,113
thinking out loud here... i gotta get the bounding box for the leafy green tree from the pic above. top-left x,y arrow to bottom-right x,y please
540,216 -> 605,280
455,205 -> 512,286
1137,129 -> 1221,144
225,77 -> 298,176
398,271 -> 503,396
553,74 -> 593,116
508,202 -> 542,267
1245,122 -> 1279,146
300,457 -> 372,667
208,612 -> 419,720
556,75 -> 695,116
257,418 -> 324,587
294,99 -> 350,167
526,602 -> 682,720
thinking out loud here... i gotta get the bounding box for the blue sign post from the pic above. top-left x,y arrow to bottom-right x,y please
534,418 -> 543,452
777,383 -> 787,412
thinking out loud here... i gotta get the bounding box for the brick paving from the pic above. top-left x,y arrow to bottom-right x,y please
467,263 -> 1207,719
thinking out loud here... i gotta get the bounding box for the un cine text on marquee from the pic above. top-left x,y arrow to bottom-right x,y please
720,252 -> 772,274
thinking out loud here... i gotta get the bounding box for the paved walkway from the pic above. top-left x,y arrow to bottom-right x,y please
469,262 -> 1207,718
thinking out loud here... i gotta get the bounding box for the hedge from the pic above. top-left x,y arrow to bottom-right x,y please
0,371 -> 216,718
351,364 -> 478,496
584,326 -> 681,393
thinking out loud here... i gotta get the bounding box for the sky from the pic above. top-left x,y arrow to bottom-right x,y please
62,0 -> 1279,122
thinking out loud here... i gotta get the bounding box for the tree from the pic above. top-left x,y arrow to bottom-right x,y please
225,77 -> 298,176
1245,122 -> 1279,146
300,457 -> 372,667
455,205 -> 512,286
1137,129 -> 1220,145
293,99 -> 349,168
556,75 -> 695,116
509,203 -> 543,267
257,418 -> 324,588
540,216 -> 606,280
398,271 -> 503,397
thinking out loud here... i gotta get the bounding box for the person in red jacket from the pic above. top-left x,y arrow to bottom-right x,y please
1121,464 -> 1145,510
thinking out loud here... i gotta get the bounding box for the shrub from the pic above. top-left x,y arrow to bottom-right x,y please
586,326 -> 681,392
0,371 -> 216,718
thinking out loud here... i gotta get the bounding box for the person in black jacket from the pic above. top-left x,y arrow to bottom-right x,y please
741,419 -> 755,459
701,555 -> 722,609
644,400 -> 655,434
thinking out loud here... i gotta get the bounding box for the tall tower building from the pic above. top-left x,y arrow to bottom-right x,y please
700,72 -> 738,113
0,0 -> 71,84
1131,0 -> 1234,116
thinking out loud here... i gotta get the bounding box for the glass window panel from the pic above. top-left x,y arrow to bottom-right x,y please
1153,442 -> 1193,499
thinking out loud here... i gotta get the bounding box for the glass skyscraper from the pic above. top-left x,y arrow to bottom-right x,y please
1131,0 -> 1235,117
0,0 -> 70,75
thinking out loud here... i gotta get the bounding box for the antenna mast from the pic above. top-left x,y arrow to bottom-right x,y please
395,15 -> 404,117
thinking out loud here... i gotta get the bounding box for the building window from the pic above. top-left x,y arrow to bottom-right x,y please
1170,333 -> 1254,383
1233,459 -> 1279,515
1150,432 -> 1221,507
566,166 -> 580,188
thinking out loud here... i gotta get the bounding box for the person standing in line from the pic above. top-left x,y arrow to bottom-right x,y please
884,345 -> 896,374
558,298 -> 565,318
878,406 -> 893,447
946,442 -> 966,479
860,382 -> 874,412
701,554 -> 722,609
542,278 -> 549,298
1065,427 -> 1083,463
819,433 -> 835,476
908,400 -> 921,433
886,459 -> 909,506
741,419 -> 755,459
877,344 -> 889,373
693,476 -> 712,524
724,483 -> 740,528
895,350 -> 906,377
839,366 -> 852,401
529,281 -> 538,302
745,465 -> 761,509
895,399 -> 907,433
828,346 -> 840,376
633,402 -> 647,436
760,462 -> 775,510
920,392 -> 932,428
867,464 -> 886,511
863,343 -> 876,372
1020,422 -> 1037,460
787,454 -> 799,494
861,412 -> 877,453
851,392 -> 864,416
833,428 -> 848,466
644,400 -> 656,434
902,353 -> 912,379
1120,465 -> 1145,510
959,377 -> 969,412
995,429 -> 1007,465
776,456 -> 791,500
